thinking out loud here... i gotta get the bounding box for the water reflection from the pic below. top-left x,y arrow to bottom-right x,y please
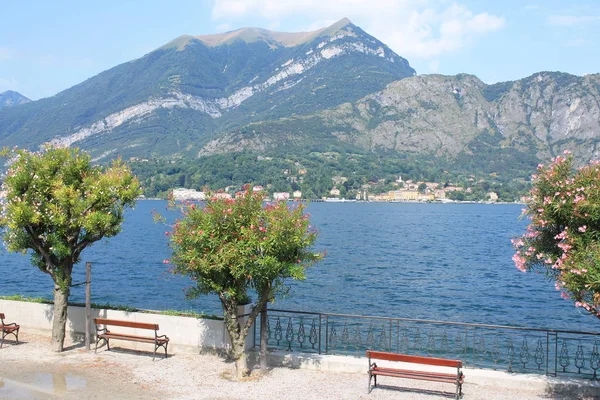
0,372 -> 86,398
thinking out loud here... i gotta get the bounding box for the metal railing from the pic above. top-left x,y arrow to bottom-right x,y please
253,309 -> 600,379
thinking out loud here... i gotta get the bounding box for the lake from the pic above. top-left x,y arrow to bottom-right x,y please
2,200 -> 598,332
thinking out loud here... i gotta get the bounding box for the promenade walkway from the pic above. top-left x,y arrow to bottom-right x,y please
0,332 -> 591,399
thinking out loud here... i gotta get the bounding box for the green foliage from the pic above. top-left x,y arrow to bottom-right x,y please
167,187 -> 322,304
0,294 -> 51,304
513,153 -> 600,317
165,186 -> 322,374
0,146 -> 141,288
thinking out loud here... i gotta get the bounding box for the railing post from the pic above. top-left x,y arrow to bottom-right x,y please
547,331 -> 558,377
85,262 -> 91,351
318,314 -> 322,354
325,315 -> 329,354
389,319 -> 392,352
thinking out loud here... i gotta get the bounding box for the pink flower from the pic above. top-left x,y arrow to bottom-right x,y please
561,292 -> 570,300
163,259 -> 170,264
512,253 -> 527,272
578,225 -> 587,232
575,302 -> 583,308
555,230 -> 569,240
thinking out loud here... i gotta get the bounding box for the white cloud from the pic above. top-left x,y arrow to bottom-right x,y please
0,47 -> 17,61
547,15 -> 600,26
211,0 -> 505,59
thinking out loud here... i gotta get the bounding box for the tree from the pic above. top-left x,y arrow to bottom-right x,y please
0,146 -> 140,351
166,187 -> 322,379
512,152 -> 600,317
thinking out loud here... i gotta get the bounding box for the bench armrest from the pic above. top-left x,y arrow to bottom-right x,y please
156,334 -> 169,340
2,322 -> 18,327
95,326 -> 108,335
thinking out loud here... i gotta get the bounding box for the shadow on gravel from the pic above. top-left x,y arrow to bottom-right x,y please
544,377 -> 600,399
0,339 -> 24,348
370,384 -> 457,399
95,346 -> 170,361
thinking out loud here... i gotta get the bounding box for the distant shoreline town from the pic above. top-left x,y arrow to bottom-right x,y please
168,176 -> 513,204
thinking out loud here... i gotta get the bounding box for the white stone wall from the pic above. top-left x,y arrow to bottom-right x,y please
0,300 -> 254,354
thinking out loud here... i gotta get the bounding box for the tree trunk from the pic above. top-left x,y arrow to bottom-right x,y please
52,283 -> 70,352
260,302 -> 268,370
222,300 -> 249,380
234,342 -> 248,379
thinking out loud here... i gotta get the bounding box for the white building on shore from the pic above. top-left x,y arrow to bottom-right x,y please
172,188 -> 206,201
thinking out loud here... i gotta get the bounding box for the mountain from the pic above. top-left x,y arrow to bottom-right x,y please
0,19 -> 599,189
0,91 -> 30,109
0,18 -> 415,159
199,72 -> 600,171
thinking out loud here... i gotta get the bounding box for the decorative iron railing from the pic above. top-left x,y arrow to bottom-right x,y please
253,309 -> 600,379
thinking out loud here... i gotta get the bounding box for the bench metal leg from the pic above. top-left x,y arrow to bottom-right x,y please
153,342 -> 168,361
95,337 -> 109,353
1,329 -> 19,347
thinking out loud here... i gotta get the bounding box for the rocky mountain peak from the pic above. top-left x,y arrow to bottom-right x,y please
0,90 -> 31,109
163,18 -> 356,51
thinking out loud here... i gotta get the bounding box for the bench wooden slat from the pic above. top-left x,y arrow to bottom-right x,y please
367,350 -> 462,368
100,333 -> 169,344
372,370 -> 460,383
94,318 -> 158,331
373,366 -> 458,380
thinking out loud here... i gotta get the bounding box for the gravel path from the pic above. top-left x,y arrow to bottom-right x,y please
0,332 -> 562,399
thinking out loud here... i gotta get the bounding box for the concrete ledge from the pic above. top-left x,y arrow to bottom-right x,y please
256,350 -> 600,396
0,299 -> 254,354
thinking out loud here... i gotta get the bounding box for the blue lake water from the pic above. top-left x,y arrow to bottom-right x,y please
2,200 -> 598,332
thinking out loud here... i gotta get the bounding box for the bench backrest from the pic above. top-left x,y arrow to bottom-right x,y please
94,318 -> 159,331
0,313 -> 4,324
367,350 -> 462,368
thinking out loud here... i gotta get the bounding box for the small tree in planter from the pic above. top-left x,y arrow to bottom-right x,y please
165,187 -> 322,379
513,151 -> 600,317
0,146 -> 140,351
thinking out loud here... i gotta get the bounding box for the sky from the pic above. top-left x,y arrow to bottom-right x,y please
1,0 -> 599,100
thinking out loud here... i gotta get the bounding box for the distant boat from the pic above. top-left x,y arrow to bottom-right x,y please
324,198 -> 355,202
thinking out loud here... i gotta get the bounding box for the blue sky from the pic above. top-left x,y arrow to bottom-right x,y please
1,0 -> 599,100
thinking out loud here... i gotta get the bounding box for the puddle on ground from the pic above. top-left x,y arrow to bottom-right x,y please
0,372 -> 87,399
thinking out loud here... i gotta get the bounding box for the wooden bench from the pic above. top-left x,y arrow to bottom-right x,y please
0,313 -> 20,348
94,318 -> 169,360
367,350 -> 464,399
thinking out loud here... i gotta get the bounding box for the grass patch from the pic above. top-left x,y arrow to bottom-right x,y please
0,294 -> 221,320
